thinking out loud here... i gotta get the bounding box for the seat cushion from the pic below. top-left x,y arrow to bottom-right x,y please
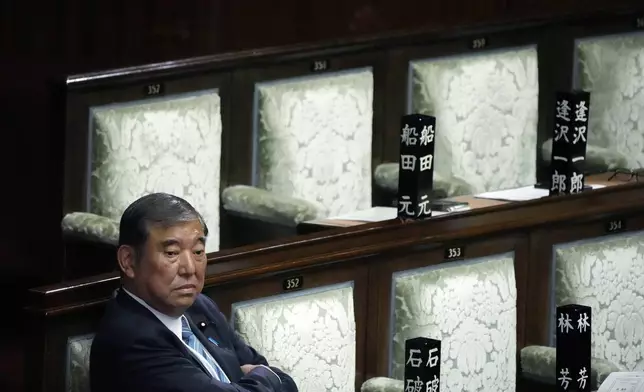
90,90 -> 223,251
254,69 -> 374,217
409,47 -> 539,195
232,282 -> 356,392
554,231 -> 644,371
576,33 -> 644,169
391,254 -> 517,391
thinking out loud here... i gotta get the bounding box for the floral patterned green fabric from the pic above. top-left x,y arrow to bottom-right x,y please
553,232 -> 644,371
374,162 -> 475,198
390,253 -> 517,392
541,139 -> 629,172
89,90 -> 223,252
409,46 -> 539,195
66,334 -> 94,392
61,212 -> 119,245
362,346 -> 621,392
254,69 -> 374,218
520,345 -> 620,391
361,377 -> 403,392
524,231 -> 644,391
232,283 -> 356,392
222,185 -> 325,226
575,33 -> 644,169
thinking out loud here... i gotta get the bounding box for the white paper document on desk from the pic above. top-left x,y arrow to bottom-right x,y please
598,372 -> 644,392
329,206 -> 454,222
329,207 -> 398,222
475,184 -> 606,202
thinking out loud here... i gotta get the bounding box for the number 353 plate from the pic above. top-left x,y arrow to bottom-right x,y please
444,246 -> 465,261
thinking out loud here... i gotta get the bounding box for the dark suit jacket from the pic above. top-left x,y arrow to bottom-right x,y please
90,290 -> 298,392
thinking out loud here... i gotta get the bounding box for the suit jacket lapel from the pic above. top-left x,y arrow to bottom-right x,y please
184,313 -> 238,380
115,290 -> 213,376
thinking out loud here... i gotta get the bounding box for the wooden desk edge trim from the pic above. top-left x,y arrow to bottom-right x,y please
26,183 -> 644,313
209,181 -> 642,262
64,7 -> 644,89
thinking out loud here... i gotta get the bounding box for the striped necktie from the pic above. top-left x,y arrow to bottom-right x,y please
181,316 -> 230,383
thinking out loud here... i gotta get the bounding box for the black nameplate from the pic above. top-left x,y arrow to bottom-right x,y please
605,218 -> 625,233
471,37 -> 488,50
549,90 -> 591,196
144,83 -> 165,96
311,60 -> 330,72
397,114 -> 437,220
282,276 -> 303,291
636,17 -> 644,29
556,304 -> 591,392
444,246 -> 465,261
404,337 -> 441,392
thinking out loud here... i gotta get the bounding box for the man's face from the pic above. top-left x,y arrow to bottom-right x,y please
119,220 -> 207,317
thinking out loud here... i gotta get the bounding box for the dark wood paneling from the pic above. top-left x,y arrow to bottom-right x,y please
27,180 -> 644,313
3,1 -> 644,294
525,213 -> 644,347
228,51 -> 387,187
25,304 -> 105,392
64,71 -> 233,215
369,235 -> 530,376
24,182 -> 644,392
535,25 -> 575,183
5,4 -> 644,391
51,7 -> 644,276
506,0 -> 643,21
383,24 -> 549,164
207,259 -> 371,392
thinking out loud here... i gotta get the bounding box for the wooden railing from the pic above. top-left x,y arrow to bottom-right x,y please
25,180 -> 644,391
56,8 -> 644,282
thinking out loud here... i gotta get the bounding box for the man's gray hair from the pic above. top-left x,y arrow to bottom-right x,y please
118,193 -> 208,256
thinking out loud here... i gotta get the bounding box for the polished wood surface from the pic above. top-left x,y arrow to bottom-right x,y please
3,2 -> 644,294
4,4 -> 644,392
298,173 -> 628,232
25,181 -> 644,391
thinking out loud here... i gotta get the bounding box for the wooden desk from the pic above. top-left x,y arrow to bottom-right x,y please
25,178 -> 644,392
298,173 -> 627,234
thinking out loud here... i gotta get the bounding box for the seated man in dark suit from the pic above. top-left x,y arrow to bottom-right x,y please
90,193 -> 298,392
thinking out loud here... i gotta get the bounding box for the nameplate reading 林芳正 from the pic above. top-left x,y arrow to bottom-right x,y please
444,246 -> 465,261
556,304 -> 591,392
282,276 -> 303,291
605,219 -> 625,234
144,83 -> 165,97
